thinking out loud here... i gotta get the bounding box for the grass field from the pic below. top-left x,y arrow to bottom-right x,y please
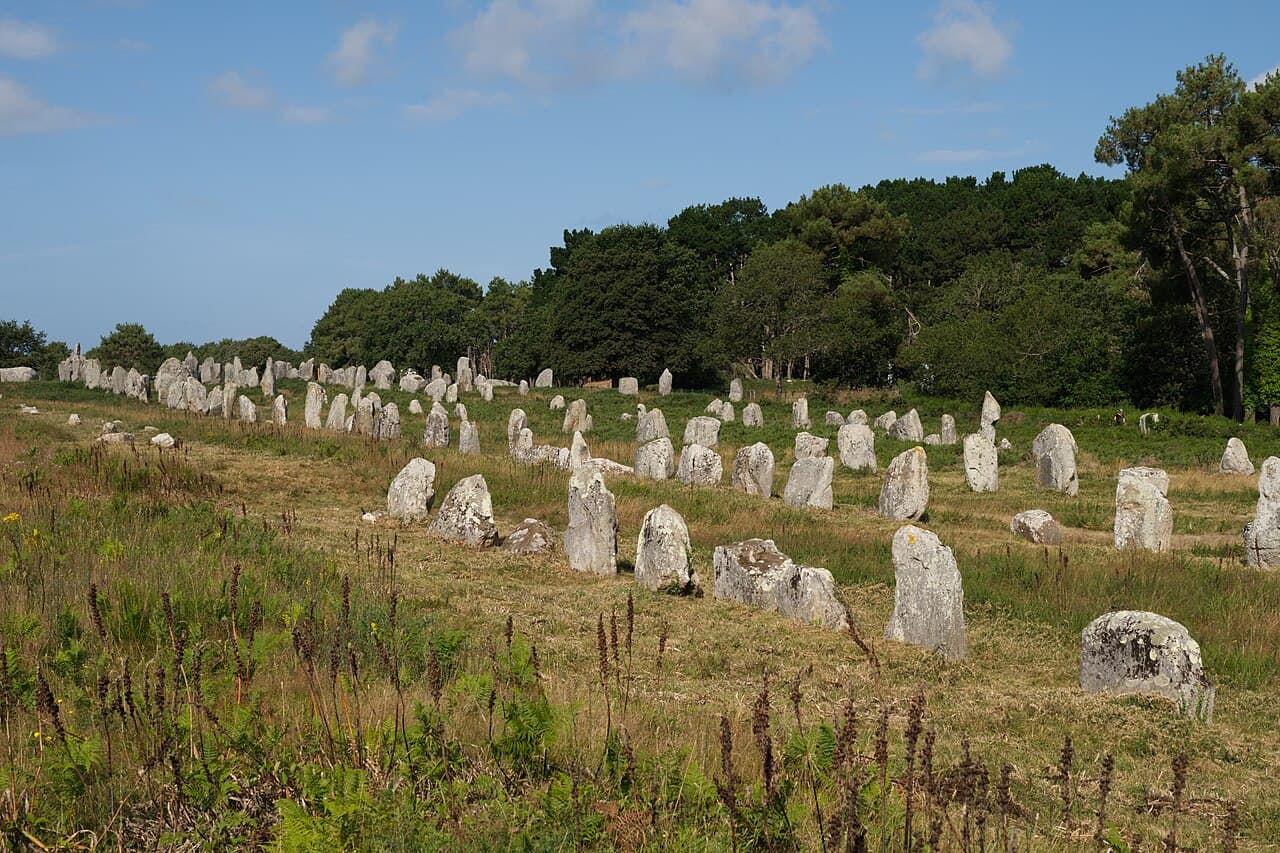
1,377 -> 1278,850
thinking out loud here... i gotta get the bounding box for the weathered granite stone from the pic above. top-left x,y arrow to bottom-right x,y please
963,434 -> 997,493
635,504 -> 698,592
717,402 -> 735,423
791,398 -> 810,429
304,382 -> 326,429
535,368 -> 553,388
728,378 -> 743,403
370,360 -> 395,390
565,466 -> 617,575
97,431 -> 134,444
408,399 -> 423,416
400,372 -> 426,393
618,377 -> 639,395
879,446 -> 929,521
237,395 -> 257,423
352,398 -> 378,436
387,458 -> 436,521
742,402 -> 763,428
940,415 -> 958,445
508,408 -> 528,448
1139,412 -> 1160,436
712,539 -> 850,630
637,408 -> 669,443
376,403 -> 401,440
503,519 -> 555,554
1220,438 -> 1254,475
1031,424 -> 1079,496
150,432 -> 176,449
0,366 -> 37,382
562,398 -> 589,433
873,411 -> 898,433
635,437 -> 676,481
67,414 -> 81,426
206,386 -> 224,417
889,408 -> 924,442
423,378 -> 448,401
549,395 -> 565,410
1114,467 -> 1172,553
847,409 -> 867,426
271,395 -> 288,426
677,443 -> 723,485
732,442 -> 775,497
837,424 -> 876,472
518,380 -> 529,396
429,474 -> 497,546
824,411 -> 846,426
454,402 -> 469,423
445,383 -> 458,404
885,525 -> 966,661
325,393 -> 348,431
794,432 -> 829,459
222,381 -> 239,420
569,430 -> 591,468
658,369 -> 672,396
423,403 -> 450,448
1080,611 -> 1214,721
783,457 -> 835,510
1010,509 -> 1061,545
682,416 -> 720,448
980,391 -> 1001,432
260,366 -> 275,400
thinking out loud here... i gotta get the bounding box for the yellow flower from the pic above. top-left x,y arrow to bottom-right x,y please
2,512 -> 18,525
370,621 -> 378,634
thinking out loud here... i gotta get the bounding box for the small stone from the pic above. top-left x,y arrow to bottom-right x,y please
508,408 -> 528,448
885,525 -> 966,661
387,458 -> 436,521
428,474 -> 497,546
67,414 -> 81,426
150,432 -> 176,449
940,415 -> 957,445
1010,509 -> 1061,545
873,410 -> 897,432
635,504 -> 698,592
503,519 -> 556,554
1220,438 -> 1254,475
1080,611 -> 1214,721
732,442 -> 775,497
549,395 -> 565,410
658,369 -> 673,396
409,399 -> 423,416
824,411 -> 846,426
742,403 -> 764,428
712,539 -> 849,630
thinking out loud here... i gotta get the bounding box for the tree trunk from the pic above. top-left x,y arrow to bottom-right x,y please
1270,405 -> 1279,426
1232,182 -> 1255,423
1168,216 -> 1226,416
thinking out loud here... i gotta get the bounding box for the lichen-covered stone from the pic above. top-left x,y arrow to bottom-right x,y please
387,458 -> 436,521
1113,467 -> 1172,552
837,424 -> 876,472
962,434 -> 997,493
565,466 -> 617,575
682,416 -> 720,448
1080,611 -> 1214,722
732,442 -> 775,497
782,457 -> 834,510
677,443 -> 723,485
635,437 -> 676,481
635,504 -> 698,592
1031,424 -> 1079,496
885,525 -> 966,661
1010,509 -> 1061,545
879,447 -> 929,521
1220,438 -> 1254,475
712,539 -> 849,630
428,474 -> 497,546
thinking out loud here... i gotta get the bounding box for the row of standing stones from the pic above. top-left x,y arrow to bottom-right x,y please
41,350 -> 1246,721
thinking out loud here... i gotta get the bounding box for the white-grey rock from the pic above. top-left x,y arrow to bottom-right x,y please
507,408 -> 528,448
1138,412 -> 1160,436
370,360 -> 395,390
503,519 -> 555,554
445,382 -> 458,404
549,394 -> 565,410
962,434 -> 997,493
717,402 -> 735,423
387,458 -> 436,521
459,420 -> 480,455
847,409 -> 867,426
569,430 -> 591,468
260,366 -> 275,400
794,432 -> 829,459
940,415 -> 958,445
712,539 -> 849,630
423,378 -> 448,401
271,395 -> 288,427
518,380 -> 529,396
535,368 -> 554,388
408,399 -> 423,416
325,393 -> 348,431
732,442 -> 775,497
1114,467 -> 1172,553
305,382 -> 326,429
636,407 -> 669,443
1031,424 -> 1079,496
565,465 -> 617,575
429,474 -> 497,546
206,387 -> 224,417
635,504 -> 697,593
824,411 -> 846,426
1245,457 -> 1280,568
888,408 -> 924,442
998,437 -> 1013,451
885,525 -> 966,661
1010,509 -> 1061,545
150,432 -> 176,449
635,437 -> 676,481
1080,611 -> 1214,722
96,431 -> 134,444
67,414 -> 81,426
728,378 -> 743,403
237,395 -> 257,423
682,416 -> 720,448
782,457 -> 834,510
677,443 -> 723,486
873,410 -> 898,433
423,403 -> 450,448
400,372 -> 426,394
742,403 -> 763,428
618,377 -> 639,395
1220,438 -> 1254,475
837,424 -> 876,472
0,366 -> 37,382
791,398 -> 810,429
562,398 -> 589,433
454,403 -> 469,422
376,402 -> 401,440
879,446 -> 929,521
658,368 -> 672,396
980,391 -> 1001,431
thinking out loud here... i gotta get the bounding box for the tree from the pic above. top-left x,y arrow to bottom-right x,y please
0,319 -> 48,369
89,323 -> 165,374
667,197 -> 775,287
780,184 -> 908,281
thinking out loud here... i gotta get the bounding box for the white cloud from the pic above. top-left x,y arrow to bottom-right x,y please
282,105 -> 332,124
917,0 -> 1012,80
1248,65 -> 1279,91
207,71 -> 273,111
455,0 -> 597,85
403,89 -> 512,122
0,75 -> 103,136
0,18 -> 59,59
329,19 -> 398,87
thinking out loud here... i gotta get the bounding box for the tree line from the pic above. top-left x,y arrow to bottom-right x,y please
5,56 -> 1278,420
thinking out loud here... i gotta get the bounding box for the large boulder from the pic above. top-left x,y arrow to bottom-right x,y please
1220,437 -> 1254,475
1011,509 -> 1061,545
637,408 -> 669,443
888,408 -> 924,442
0,366 -> 37,382
618,377 -> 639,396
565,466 -> 617,575
677,443 -> 723,485
658,368 -> 672,396
635,437 -> 676,481
742,403 -> 763,428
873,410 -> 897,433
635,504 -> 698,593
712,539 -> 849,630
962,434 -> 997,493
885,526 -> 966,661
1031,424 -> 1079,496
387,458 -> 436,521
791,398 -> 810,429
682,416 -> 721,448
728,378 -> 743,403
1245,457 -> 1280,568
423,403 -> 450,448
503,519 -> 556,554
1113,467 -> 1172,552
429,474 -> 498,546
535,368 -> 554,388
732,442 -> 775,497
794,432 -> 829,459
837,424 -> 876,472
304,383 -> 326,429
879,447 -> 929,521
1080,611 -> 1214,722
782,457 -> 834,510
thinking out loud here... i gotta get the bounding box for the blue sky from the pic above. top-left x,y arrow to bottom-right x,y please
1,1 -> 1276,351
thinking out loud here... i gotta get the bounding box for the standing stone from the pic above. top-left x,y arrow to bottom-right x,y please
635,438 -> 676,481
400,372 -> 426,393
677,444 -> 723,485
635,505 -> 697,592
618,377 -> 639,396
791,398 -> 810,429
423,403 -> 450,448
503,519 -> 556,554
837,424 -> 876,472
889,408 -> 924,442
1010,509 -> 1062,545
237,395 -> 257,423
728,378 -> 743,403
794,432 -> 829,459
940,415 -> 958,445
519,380 -> 529,396
261,366 -> 275,400
408,399 -> 423,416
1114,467 -> 1172,553
206,386 -> 224,417
507,409 -> 528,448
271,395 -> 288,426
637,408 -> 669,443
980,391 -> 1001,442
712,539 -> 849,630
549,395 -> 566,410
742,403 -> 764,428
565,465 -> 617,575
1032,424 -> 1079,496
879,447 -> 929,521
1245,457 -> 1280,568
185,376 -> 207,412
370,360 -> 395,390
429,474 -> 497,546
242,367 -> 260,388
454,358 -> 471,393
682,416 -> 720,448
111,365 -> 128,395
535,368 -> 554,388
706,398 -> 726,416
445,383 -> 458,404
325,394 -> 348,431
824,411 -> 846,426
352,398 -> 378,436
873,411 -> 898,433
305,382 -> 326,429
423,378 -> 448,401
658,369 -> 673,396
962,434 -> 998,493
569,430 -> 591,468
782,457 -> 835,510
847,409 -> 868,426
732,443 -> 775,497
454,403 -> 469,422
1220,438 -> 1254,475
479,381 -> 494,402
885,525 -> 966,661
354,365 -> 367,391
376,403 -> 401,440
1080,611 -> 1214,721
1139,412 -> 1160,436
459,420 -> 481,455
387,458 -> 436,521
222,381 -> 239,420
718,402 -> 735,423
563,398 -> 589,433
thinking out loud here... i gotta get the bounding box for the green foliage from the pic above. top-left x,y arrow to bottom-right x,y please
87,322 -> 166,374
0,319 -> 68,378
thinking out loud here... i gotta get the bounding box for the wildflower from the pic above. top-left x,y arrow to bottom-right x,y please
2,512 -> 18,525
370,621 -> 378,635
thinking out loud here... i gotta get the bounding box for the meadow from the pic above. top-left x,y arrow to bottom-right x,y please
1,377 -> 1279,850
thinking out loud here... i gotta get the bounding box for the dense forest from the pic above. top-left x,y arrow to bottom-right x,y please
8,56 -> 1280,420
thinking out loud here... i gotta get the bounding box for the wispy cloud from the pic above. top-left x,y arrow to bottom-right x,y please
1248,65 -> 1279,91
917,0 -> 1012,80
207,71 -> 273,111
282,105 -> 332,124
403,89 -> 512,122
0,18 -> 59,60
899,100 -> 1001,116
329,19 -> 398,87
0,75 -> 105,136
